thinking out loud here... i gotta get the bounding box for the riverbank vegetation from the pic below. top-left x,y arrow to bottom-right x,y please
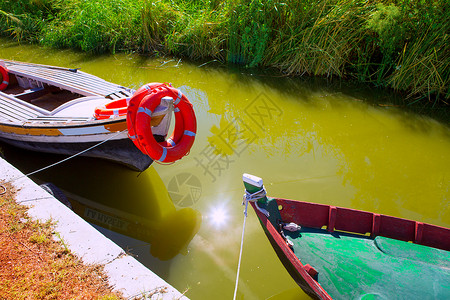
0,0 -> 448,105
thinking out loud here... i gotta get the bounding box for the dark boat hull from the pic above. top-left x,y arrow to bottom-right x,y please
0,136 -> 152,172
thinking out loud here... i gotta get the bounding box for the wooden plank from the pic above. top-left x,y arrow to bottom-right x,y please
0,96 -> 43,117
6,61 -> 135,100
0,107 -> 31,122
10,67 -> 112,96
0,110 -> 27,122
0,99 -> 38,116
104,89 -> 133,99
33,67 -> 132,96
9,67 -> 109,96
21,68 -> 118,93
108,93 -> 124,100
8,64 -> 129,97
29,116 -> 90,122
0,106 -> 35,122
6,60 -> 119,88
0,101 -> 39,120
22,69 -> 129,98
4,59 -> 79,73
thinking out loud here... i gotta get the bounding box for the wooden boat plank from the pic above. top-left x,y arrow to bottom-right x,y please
29,115 -> 91,120
3,59 -> 81,73
10,70 -> 99,96
6,64 -> 128,97
0,102 -> 39,120
0,95 -> 43,116
0,106 -> 34,121
28,117 -> 91,123
5,61 -> 134,99
5,59 -> 119,86
5,60 -> 111,85
107,92 -> 129,100
18,67 -> 129,96
20,68 -> 121,94
0,110 -> 27,123
9,67 -> 116,96
0,102 -> 38,119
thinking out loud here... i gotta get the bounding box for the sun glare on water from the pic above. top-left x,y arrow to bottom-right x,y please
208,204 -> 229,229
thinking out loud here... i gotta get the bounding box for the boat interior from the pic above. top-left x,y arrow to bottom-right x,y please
0,73 -> 113,118
0,60 -> 172,130
3,72 -> 81,112
0,59 -> 137,119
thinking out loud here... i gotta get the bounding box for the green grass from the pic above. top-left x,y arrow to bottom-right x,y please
0,0 -> 448,104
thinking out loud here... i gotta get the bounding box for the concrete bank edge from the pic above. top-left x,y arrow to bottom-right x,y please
0,158 -> 188,300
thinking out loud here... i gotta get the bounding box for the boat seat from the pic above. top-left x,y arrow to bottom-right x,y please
15,87 -> 49,102
51,96 -> 111,117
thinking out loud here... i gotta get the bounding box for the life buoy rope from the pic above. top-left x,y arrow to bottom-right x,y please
127,82 -> 196,163
0,65 -> 9,91
94,98 -> 128,120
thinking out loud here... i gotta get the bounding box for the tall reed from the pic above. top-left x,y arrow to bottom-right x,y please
40,0 -> 142,53
0,0 -> 448,104
264,0 -> 370,77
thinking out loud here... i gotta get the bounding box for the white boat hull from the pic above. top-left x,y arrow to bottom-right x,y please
0,59 -> 153,171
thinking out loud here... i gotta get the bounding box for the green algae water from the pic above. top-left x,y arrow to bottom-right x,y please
1,38 -> 449,299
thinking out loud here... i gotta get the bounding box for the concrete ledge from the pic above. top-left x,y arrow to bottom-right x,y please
0,158 -> 188,299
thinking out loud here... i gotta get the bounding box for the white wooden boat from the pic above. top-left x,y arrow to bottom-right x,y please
0,59 -> 172,171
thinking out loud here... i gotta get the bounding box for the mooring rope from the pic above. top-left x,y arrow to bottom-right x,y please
0,129 -> 127,193
233,187 -> 267,300
233,199 -> 249,300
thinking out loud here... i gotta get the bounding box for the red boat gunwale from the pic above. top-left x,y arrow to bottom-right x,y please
251,198 -> 450,300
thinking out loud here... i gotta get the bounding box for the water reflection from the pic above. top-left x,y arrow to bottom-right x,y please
179,81 -> 449,228
0,143 -> 201,261
2,38 -> 449,299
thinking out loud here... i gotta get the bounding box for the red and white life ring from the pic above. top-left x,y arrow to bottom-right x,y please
94,98 -> 128,120
127,82 -> 196,163
0,66 -> 9,91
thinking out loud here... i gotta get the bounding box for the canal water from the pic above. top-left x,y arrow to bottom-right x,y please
1,39 -> 449,299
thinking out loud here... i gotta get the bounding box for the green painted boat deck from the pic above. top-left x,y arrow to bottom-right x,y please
264,199 -> 450,299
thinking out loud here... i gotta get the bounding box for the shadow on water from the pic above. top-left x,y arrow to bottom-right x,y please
201,62 -> 449,125
0,142 -> 201,262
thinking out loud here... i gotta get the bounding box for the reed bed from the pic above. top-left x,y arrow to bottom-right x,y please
0,0 -> 448,104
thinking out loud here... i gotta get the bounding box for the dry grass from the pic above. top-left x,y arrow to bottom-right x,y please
0,183 -> 124,300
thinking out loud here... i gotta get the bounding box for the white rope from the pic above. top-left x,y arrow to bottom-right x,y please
0,130 -> 126,190
243,187 -> 266,206
233,199 -> 249,300
243,187 -> 269,217
233,186 -> 267,299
